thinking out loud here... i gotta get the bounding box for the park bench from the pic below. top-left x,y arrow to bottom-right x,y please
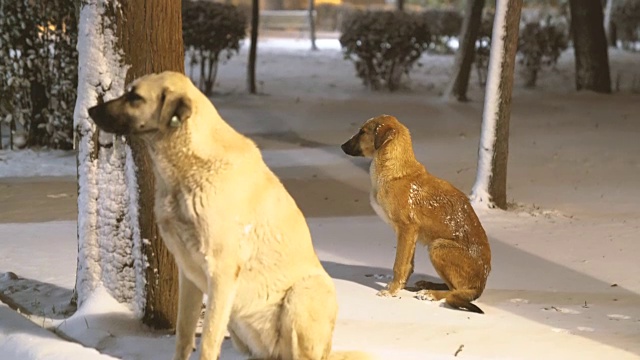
260,10 -> 316,32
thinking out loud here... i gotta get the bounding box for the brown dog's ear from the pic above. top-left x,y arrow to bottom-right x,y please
374,124 -> 395,150
160,89 -> 192,127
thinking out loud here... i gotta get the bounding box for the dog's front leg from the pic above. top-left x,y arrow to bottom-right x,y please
174,270 -> 204,360
378,227 -> 418,297
199,261 -> 240,360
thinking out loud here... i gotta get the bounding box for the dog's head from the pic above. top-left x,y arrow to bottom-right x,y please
87,71 -> 193,137
341,114 -> 402,158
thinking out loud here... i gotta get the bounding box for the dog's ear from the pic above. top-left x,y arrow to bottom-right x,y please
160,89 -> 192,127
374,123 -> 395,150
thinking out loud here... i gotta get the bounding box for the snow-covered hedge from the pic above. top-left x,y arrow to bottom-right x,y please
0,0 -> 77,150
182,0 -> 247,95
340,10 -> 431,91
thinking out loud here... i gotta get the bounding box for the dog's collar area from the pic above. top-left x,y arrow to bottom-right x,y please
169,115 -> 181,128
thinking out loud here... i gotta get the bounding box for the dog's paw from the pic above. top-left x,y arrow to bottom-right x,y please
376,289 -> 398,297
415,289 -> 436,301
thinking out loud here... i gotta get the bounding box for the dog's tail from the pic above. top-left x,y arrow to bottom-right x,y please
329,351 -> 378,360
445,290 -> 485,314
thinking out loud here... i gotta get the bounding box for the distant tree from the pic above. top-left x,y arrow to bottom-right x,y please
309,0 -> 318,50
248,0 -> 259,93
443,0 -> 486,102
470,0 -> 522,210
603,0 -> 617,47
397,0 -> 404,11
569,0 -> 611,93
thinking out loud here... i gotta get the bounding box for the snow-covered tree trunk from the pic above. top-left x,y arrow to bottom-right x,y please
74,0 -> 183,329
444,0 -> 486,102
569,0 -> 612,93
470,0 -> 522,210
603,0 -> 616,47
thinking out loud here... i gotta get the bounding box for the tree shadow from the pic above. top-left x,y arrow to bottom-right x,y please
0,272 -> 75,320
315,228 -> 640,356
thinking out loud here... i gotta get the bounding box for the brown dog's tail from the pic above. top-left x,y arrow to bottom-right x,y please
446,290 -> 485,314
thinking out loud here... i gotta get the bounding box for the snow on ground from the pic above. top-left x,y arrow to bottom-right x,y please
0,150 -> 76,178
0,302 -> 115,360
1,35 -> 640,359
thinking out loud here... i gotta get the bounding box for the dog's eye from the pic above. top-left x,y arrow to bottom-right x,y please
126,91 -> 143,103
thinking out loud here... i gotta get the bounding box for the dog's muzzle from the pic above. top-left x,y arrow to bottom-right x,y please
88,100 -> 131,135
341,137 -> 362,157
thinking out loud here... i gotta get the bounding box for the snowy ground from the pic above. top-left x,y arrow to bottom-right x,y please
1,35 -> 639,359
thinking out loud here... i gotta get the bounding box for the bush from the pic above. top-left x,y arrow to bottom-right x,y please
517,19 -> 569,87
182,1 -> 247,95
0,0 -> 77,150
421,8 -> 463,53
611,0 -> 640,51
339,10 -> 431,91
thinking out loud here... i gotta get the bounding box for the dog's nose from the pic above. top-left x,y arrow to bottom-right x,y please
87,106 -> 98,120
340,142 -> 349,153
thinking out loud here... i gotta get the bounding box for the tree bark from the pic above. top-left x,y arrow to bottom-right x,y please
470,0 -> 522,210
569,0 -> 612,93
309,0 -> 318,51
248,0 -> 259,94
443,0 -> 485,102
116,0 -> 183,330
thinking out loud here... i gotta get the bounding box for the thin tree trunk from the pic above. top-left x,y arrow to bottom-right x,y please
443,0 -> 485,102
117,0 -> 183,330
309,0 -> 318,51
470,0 -> 522,210
397,0 -> 404,11
603,0 -> 617,47
569,0 -> 612,93
248,0 -> 259,94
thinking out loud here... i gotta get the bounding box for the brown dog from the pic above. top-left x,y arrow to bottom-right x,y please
341,114 -> 491,314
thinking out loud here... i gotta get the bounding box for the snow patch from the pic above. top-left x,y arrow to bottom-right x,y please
0,303 -> 116,360
0,150 -> 76,178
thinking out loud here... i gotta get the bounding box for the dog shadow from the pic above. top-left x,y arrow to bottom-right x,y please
321,261 -> 441,292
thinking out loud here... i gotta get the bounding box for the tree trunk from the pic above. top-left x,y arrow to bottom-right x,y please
603,0 -> 617,47
470,0 -> 522,210
569,0 -> 612,93
75,0 -> 182,330
397,0 -> 404,11
443,0 -> 485,102
118,0 -> 183,330
308,0 -> 318,51
248,0 -> 259,94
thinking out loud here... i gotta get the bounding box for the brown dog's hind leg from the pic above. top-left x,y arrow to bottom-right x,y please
417,238 -> 487,314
